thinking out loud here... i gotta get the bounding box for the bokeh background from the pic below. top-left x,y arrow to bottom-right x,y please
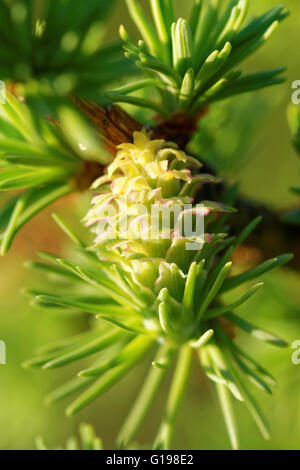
0,0 -> 300,450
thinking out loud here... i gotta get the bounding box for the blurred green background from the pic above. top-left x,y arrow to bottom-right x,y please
0,0 -> 300,450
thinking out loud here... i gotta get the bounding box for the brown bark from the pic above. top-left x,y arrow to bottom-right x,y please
73,98 -> 143,155
153,106 -> 209,148
74,97 -> 209,150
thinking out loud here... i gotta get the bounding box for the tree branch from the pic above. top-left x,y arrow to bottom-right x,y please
229,198 -> 300,271
74,98 -> 300,273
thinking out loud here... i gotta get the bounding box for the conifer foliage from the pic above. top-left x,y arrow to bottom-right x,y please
0,0 -> 296,450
